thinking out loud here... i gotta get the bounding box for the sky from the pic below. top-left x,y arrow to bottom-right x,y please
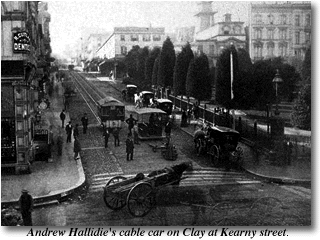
48,1 -> 250,58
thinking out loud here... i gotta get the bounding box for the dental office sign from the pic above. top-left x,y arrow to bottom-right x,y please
13,31 -> 31,53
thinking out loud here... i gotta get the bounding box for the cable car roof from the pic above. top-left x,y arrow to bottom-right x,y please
97,96 -> 124,107
126,84 -> 137,88
156,98 -> 172,103
209,125 -> 239,134
131,107 -> 166,115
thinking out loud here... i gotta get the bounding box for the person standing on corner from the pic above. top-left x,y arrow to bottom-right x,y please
112,127 -> 120,147
125,114 -> 137,135
126,133 -> 134,161
60,109 -> 66,128
19,189 -> 34,226
65,121 -> 73,143
103,128 -> 110,148
81,113 -> 89,134
73,124 -> 79,140
73,136 -> 81,161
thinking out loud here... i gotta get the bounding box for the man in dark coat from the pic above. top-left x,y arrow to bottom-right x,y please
103,129 -> 110,148
126,133 -> 134,161
73,137 -> 81,160
65,121 -> 73,143
81,113 -> 89,134
125,114 -> 137,134
112,127 -> 120,147
60,110 -> 66,128
19,189 -> 34,226
164,119 -> 173,143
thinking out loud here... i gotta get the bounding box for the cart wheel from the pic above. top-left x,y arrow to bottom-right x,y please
103,176 -> 127,210
210,145 -> 220,167
127,182 -> 156,217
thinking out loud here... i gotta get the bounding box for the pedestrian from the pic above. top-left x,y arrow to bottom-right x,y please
164,119 -> 173,143
81,113 -> 89,134
73,136 -> 81,160
73,124 -> 79,139
126,133 -> 134,161
60,110 -> 66,128
103,128 -> 110,148
181,110 -> 188,127
125,114 -> 137,134
18,189 -> 34,226
133,123 -> 139,144
187,105 -> 192,124
112,127 -> 120,147
193,102 -> 200,120
65,121 -> 73,143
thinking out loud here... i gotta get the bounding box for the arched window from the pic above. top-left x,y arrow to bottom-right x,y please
223,26 -> 230,35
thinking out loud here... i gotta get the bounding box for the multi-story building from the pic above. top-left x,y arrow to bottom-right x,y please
1,1 -> 51,173
249,1 -> 311,62
194,1 -> 246,68
96,26 -> 165,77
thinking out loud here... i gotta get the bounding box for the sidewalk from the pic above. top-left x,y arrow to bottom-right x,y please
1,75 -> 85,208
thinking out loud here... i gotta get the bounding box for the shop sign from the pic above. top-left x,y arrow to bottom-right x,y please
13,31 -> 31,53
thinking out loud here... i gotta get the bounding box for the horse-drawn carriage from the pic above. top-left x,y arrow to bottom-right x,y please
194,124 -> 243,169
103,162 -> 192,217
122,84 -> 137,102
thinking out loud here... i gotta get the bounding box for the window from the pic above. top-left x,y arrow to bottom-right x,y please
295,31 -> 300,44
153,34 -> 161,41
279,45 -> 287,57
120,35 -> 125,41
130,34 -> 138,41
143,34 -> 151,41
279,29 -> 287,40
267,29 -> 274,39
209,45 -> 215,55
13,1 -> 20,11
223,26 -> 230,35
255,28 -> 262,39
295,49 -> 301,57
280,14 -> 287,25
306,14 -> 311,26
254,46 -> 262,58
267,46 -> 274,57
295,15 -> 300,26
121,46 -> 127,55
305,32 -> 311,43
234,26 -> 241,34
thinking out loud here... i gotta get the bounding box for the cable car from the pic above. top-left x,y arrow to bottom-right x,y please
97,96 -> 125,129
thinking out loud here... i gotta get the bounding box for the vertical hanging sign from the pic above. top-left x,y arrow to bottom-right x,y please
13,31 -> 31,53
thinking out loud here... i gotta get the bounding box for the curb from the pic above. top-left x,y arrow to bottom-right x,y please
179,126 -> 311,185
1,158 -> 86,209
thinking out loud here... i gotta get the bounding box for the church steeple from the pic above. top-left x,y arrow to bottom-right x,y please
194,1 -> 217,32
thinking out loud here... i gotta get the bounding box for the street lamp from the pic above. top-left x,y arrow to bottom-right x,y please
272,69 -> 283,116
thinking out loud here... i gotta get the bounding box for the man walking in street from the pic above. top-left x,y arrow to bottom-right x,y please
125,114 -> 137,135
103,128 -> 110,148
73,136 -> 81,161
73,124 -> 79,140
164,118 -> 173,144
81,113 -> 89,134
65,121 -> 73,143
112,127 -> 120,147
126,133 -> 134,161
19,189 -> 34,226
60,110 -> 66,128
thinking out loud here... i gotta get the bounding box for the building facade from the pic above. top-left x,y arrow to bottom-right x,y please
194,2 -> 246,68
96,27 -> 165,77
1,1 -> 52,173
249,1 -> 311,62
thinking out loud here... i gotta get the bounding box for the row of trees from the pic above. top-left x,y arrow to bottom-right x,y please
124,37 -> 212,103
123,38 -> 311,130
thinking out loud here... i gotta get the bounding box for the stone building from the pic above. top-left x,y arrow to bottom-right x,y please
249,1 -> 311,62
1,1 -> 52,173
96,26 -> 165,77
